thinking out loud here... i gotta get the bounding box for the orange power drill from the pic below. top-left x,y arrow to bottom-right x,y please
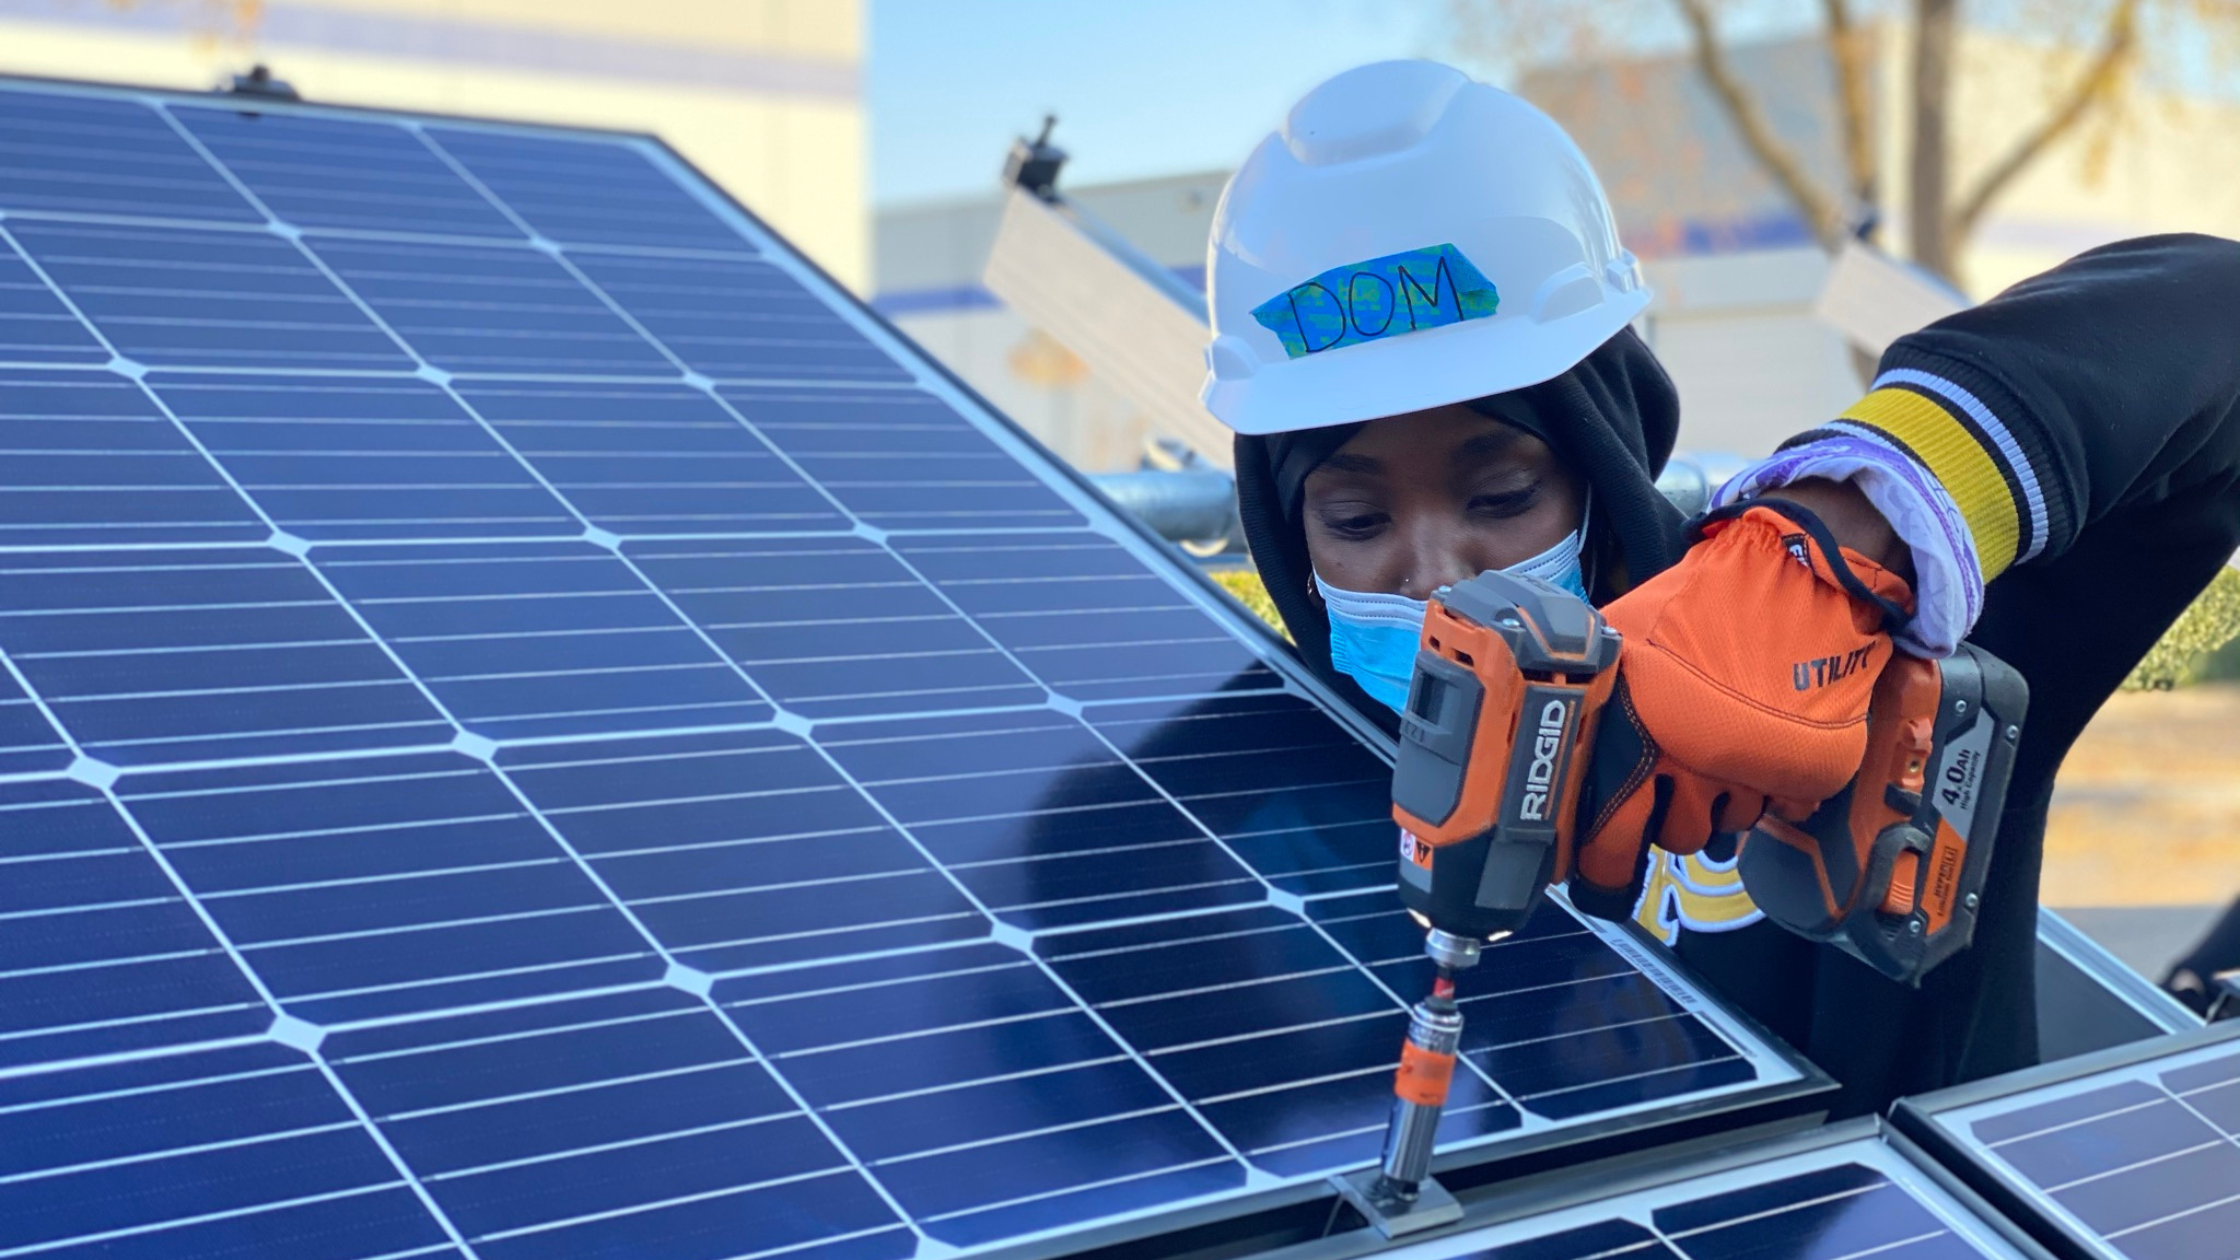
1337,569 -> 2028,1235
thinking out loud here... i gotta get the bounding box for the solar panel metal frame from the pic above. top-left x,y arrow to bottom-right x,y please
1098,1119 -> 2056,1260
0,69 -> 1833,1260
1893,1021 -> 2240,1260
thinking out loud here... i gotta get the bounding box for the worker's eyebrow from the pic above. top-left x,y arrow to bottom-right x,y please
1455,427 -> 1526,461
1316,451 -> 1383,476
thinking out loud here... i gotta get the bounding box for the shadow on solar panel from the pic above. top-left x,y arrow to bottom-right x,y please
0,77 -> 1818,1260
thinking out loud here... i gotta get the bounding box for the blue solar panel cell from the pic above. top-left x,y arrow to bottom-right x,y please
152,374 -> 582,540
7,220 -> 415,371
625,535 -> 1050,717
119,753 -> 665,1022
1470,1219 -> 1672,1260
322,989 -> 908,1260
0,78 -> 1812,1260
0,1041 -> 461,1260
1088,693 -> 1394,895
0,88 -> 259,223
312,540 -> 776,738
457,379 -> 852,534
573,251 -> 914,383
0,779 -> 271,1068
0,369 -> 268,545
1975,1083 -> 2240,1256
1311,888 -> 1758,1118
817,709 -> 1267,927
425,127 -> 748,252
308,237 -> 677,375
1424,1133 -> 2032,1260
723,385 -> 1088,530
1038,906 -> 1519,1176
1656,1161 -> 1970,1260
0,665 -> 71,775
0,548 -> 454,763
170,105 -> 524,238
0,250 -> 111,363
715,944 -> 1243,1246
897,534 -> 1283,700
499,729 -> 990,971
1901,1027 -> 2240,1260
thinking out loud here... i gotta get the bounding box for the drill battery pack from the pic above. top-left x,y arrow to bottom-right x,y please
1739,643 -> 2030,986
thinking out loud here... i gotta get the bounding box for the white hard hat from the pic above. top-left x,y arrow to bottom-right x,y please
1201,60 -> 1649,436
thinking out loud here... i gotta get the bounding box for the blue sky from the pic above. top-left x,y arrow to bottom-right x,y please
863,2 -> 2226,209
866,0 -> 1444,206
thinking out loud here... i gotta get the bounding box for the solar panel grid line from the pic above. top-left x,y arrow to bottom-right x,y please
1898,1025 -> 2240,1260
66,301 -> 827,744
0,661 -> 483,1258
124,127 -> 1124,738
0,543 -> 461,763
312,989 -> 916,1257
0,525 -> 901,1249
725,725 -> 1266,1175
2011,1082 -> 2240,1250
167,98 -> 878,562
1020,729 -> 1521,1113
314,757 -> 940,1249
422,121 -> 906,398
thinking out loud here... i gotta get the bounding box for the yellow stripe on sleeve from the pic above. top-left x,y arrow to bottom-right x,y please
1839,388 -> 2021,578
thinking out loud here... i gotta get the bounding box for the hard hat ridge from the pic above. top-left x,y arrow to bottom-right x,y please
1281,60 -> 1468,166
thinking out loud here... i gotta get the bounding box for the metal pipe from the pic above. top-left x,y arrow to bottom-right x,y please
1088,469 -> 1239,551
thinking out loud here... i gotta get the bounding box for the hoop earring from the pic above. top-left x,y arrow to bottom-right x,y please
1305,571 -> 1323,606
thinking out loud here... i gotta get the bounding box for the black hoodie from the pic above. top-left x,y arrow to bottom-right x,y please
1235,325 -> 1689,731
1232,234 -> 2240,1117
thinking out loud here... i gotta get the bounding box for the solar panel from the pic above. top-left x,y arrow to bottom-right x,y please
1361,1125 -> 2039,1260
0,77 -> 1814,1260
1895,1023 -> 2240,1260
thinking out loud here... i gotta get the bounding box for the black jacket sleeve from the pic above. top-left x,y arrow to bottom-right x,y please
1679,235 -> 2240,1117
1801,232 -> 2240,576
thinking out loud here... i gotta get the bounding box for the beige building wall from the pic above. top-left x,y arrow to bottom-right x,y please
0,0 -> 866,288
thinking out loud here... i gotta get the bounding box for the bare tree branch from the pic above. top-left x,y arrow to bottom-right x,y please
1949,0 -> 2140,247
1910,0 -> 1958,278
1821,0 -> 1877,216
1670,0 -> 1849,247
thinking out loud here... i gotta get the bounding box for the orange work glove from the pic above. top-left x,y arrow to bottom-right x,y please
1567,500 -> 1915,922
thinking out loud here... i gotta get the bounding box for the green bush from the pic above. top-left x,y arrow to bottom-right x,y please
1210,567 -> 1287,641
2122,566 -> 2240,690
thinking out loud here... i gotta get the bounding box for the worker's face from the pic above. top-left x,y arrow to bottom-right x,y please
1302,405 -> 1586,601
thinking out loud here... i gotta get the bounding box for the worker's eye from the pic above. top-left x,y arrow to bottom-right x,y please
1468,485 -> 1540,519
1315,508 -> 1387,540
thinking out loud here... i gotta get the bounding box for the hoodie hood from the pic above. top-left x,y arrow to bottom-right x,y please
1233,326 -> 1687,733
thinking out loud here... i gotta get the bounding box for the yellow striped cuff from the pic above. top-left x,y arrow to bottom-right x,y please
1838,388 -> 2022,578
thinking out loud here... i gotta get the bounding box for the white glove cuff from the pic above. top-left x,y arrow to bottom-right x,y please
1711,435 -> 1983,658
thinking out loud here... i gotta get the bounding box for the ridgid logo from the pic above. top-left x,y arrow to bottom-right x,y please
1517,698 -> 1571,822
1793,645 -> 1876,691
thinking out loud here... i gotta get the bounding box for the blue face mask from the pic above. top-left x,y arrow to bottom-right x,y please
1319,508 -> 1591,714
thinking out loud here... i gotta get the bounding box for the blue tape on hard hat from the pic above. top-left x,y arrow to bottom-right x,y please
1250,243 -> 1498,359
